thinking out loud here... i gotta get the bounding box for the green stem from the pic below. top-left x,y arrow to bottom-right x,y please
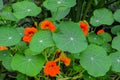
44,49 -> 48,61
95,0 -> 105,8
34,76 -> 40,80
80,1 -> 86,20
75,0 -> 84,22
26,76 -> 29,80
70,7 -> 76,21
83,0 -> 93,20
57,69 -> 85,80
31,17 -> 35,22
72,69 -> 85,79
104,0 -> 119,7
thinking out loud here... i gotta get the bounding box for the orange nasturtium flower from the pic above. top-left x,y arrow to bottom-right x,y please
61,57 -> 71,66
0,46 -> 8,51
23,27 -> 37,43
40,20 -> 56,32
44,61 -> 60,77
97,29 -> 105,35
59,52 -> 71,66
80,20 -> 89,36
54,51 -> 71,66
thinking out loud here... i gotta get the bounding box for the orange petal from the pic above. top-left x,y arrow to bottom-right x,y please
97,29 -> 105,35
61,57 -> 71,66
22,35 -> 32,43
40,20 -> 56,32
44,61 -> 60,77
24,27 -> 37,35
0,46 -> 8,50
80,21 -> 89,36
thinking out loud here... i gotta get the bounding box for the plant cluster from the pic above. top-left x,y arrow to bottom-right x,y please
0,0 -> 120,80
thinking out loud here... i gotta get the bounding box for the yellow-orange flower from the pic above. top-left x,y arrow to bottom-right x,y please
44,61 -> 60,77
22,27 -> 37,43
0,46 -> 8,51
54,51 -> 71,66
97,29 -> 105,35
40,20 -> 56,32
61,57 -> 71,66
59,52 -> 71,66
80,20 -> 89,36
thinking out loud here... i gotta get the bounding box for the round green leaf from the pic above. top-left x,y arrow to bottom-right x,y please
16,73 -> 26,80
112,36 -> 120,51
24,48 -> 40,56
0,11 -> 17,21
16,27 -> 24,37
30,30 -> 54,53
11,53 -> 45,76
110,51 -> 120,72
0,27 -> 21,46
90,8 -> 114,26
2,55 -> 13,71
80,44 -> 111,77
111,25 -> 120,35
98,32 -> 112,42
0,50 -> 12,71
53,21 -> 88,53
114,9 -> 120,23
52,7 -> 70,20
0,50 -> 11,61
83,72 -> 96,80
100,43 -> 112,53
12,1 -> 41,19
16,41 -> 28,52
43,0 -> 76,11
87,32 -> 104,45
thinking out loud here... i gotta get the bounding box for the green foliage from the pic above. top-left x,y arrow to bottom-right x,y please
0,27 -> 21,46
24,48 -> 39,56
43,0 -> 76,20
110,51 -> 120,72
100,43 -> 112,53
0,11 -> 17,21
0,50 -> 13,71
0,0 -> 3,10
90,8 -> 114,26
16,41 -> 28,52
11,53 -> 45,76
87,32 -> 104,45
16,27 -> 24,37
53,21 -> 88,53
98,32 -> 112,42
0,74 -> 5,80
52,7 -> 70,20
43,0 -> 76,11
0,0 -> 120,79
80,44 -> 111,77
114,9 -> 120,23
111,25 -> 120,35
12,1 -> 41,19
30,30 -> 55,53
16,73 -> 26,80
2,55 -> 13,71
112,35 -> 120,51
0,50 -> 10,61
